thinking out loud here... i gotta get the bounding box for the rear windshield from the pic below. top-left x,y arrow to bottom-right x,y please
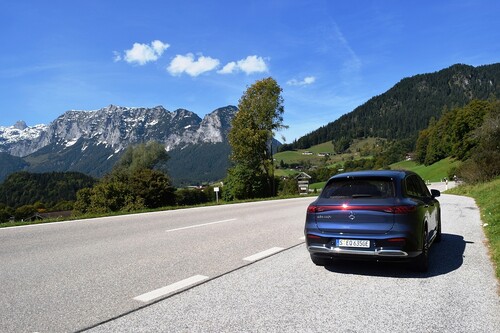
321,177 -> 395,199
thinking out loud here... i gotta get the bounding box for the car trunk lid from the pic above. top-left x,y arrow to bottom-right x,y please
309,199 -> 397,234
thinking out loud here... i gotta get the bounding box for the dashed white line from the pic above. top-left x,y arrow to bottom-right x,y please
165,218 -> 237,233
133,275 -> 209,303
243,247 -> 284,262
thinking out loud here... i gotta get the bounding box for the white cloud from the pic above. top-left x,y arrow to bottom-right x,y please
238,55 -> 268,74
286,76 -> 316,86
218,55 -> 268,75
218,62 -> 237,74
151,40 -> 168,55
116,43 -> 267,77
287,76 -> 316,86
122,40 -> 170,65
167,53 -> 220,77
303,76 -> 316,84
113,51 -> 122,62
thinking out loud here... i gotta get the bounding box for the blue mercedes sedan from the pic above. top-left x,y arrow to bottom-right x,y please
305,170 -> 441,272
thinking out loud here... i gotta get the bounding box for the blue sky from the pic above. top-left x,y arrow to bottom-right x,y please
1,0 -> 499,142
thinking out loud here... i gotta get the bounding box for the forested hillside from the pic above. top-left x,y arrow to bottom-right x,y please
281,63 -> 500,150
416,99 -> 499,183
166,142 -> 231,186
0,171 -> 96,208
0,153 -> 29,181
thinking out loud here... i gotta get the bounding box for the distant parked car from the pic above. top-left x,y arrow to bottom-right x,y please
305,170 -> 441,272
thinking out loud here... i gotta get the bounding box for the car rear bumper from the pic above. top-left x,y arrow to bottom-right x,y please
308,245 -> 409,257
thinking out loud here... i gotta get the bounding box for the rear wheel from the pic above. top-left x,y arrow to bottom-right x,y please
310,255 -> 332,266
435,215 -> 442,243
414,229 -> 429,272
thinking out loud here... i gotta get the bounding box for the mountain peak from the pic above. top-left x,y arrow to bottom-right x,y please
210,105 -> 238,115
13,121 -> 27,130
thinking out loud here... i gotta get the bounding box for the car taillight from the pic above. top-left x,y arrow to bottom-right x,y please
306,234 -> 330,244
307,205 -> 318,214
307,234 -> 322,240
391,205 -> 417,214
387,238 -> 406,245
307,204 -> 416,214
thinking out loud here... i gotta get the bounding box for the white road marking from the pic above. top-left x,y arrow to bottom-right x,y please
165,218 -> 237,233
299,236 -> 306,241
243,247 -> 284,262
133,275 -> 209,303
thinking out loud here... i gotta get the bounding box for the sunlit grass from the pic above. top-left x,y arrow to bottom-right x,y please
447,178 -> 500,280
390,157 -> 461,182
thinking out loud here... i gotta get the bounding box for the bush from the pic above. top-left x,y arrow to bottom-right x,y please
223,164 -> 270,201
52,201 -> 74,211
74,169 -> 176,214
456,107 -> 500,183
279,178 -> 299,196
0,208 -> 13,223
457,150 -> 500,184
14,205 -> 36,221
176,188 -> 210,206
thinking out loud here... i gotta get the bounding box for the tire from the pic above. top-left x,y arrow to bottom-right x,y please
414,229 -> 429,272
311,255 -> 332,266
435,217 -> 442,243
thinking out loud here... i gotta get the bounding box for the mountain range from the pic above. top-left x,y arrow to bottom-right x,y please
0,105 -> 238,184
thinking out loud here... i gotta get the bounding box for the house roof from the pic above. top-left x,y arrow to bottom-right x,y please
295,172 -> 312,179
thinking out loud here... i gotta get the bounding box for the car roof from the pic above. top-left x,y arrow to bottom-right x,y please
330,170 -> 415,181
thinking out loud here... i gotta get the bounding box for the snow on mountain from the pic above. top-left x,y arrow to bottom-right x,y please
0,105 -> 238,157
0,123 -> 49,156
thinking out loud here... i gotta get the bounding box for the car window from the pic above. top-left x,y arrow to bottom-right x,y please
404,176 -> 420,197
321,178 -> 395,198
415,176 -> 431,197
405,175 -> 430,198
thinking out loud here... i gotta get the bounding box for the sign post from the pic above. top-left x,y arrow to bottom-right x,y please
214,187 -> 220,203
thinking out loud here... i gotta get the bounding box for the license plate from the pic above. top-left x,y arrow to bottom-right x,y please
336,239 -> 370,248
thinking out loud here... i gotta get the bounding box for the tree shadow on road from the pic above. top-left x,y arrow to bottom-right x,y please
324,233 -> 468,278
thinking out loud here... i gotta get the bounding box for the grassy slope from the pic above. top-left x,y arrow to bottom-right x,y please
275,138 -> 381,178
279,138 -> 461,190
310,158 -> 460,192
390,157 -> 461,182
446,178 -> 500,280
274,142 -> 335,165
275,138 -> 381,165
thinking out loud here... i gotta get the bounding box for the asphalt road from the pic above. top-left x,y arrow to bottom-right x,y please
2,189 -> 499,332
87,193 -> 500,333
0,197 -> 312,333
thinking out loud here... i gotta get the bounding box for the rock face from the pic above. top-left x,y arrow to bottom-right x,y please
0,105 -> 238,157
0,105 -> 243,183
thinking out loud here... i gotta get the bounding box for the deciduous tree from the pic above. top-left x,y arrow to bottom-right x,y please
74,141 -> 175,213
226,77 -> 286,199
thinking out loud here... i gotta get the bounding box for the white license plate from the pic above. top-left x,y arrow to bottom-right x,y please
336,239 -> 370,248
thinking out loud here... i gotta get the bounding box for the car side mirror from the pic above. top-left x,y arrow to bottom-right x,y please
431,189 -> 441,198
